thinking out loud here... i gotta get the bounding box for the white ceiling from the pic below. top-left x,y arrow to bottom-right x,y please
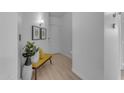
49,12 -> 66,17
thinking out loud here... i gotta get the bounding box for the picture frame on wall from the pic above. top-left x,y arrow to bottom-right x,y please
32,26 -> 41,40
40,28 -> 47,40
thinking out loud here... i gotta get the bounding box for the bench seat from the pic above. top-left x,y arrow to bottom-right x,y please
32,53 -> 52,69
32,51 -> 52,80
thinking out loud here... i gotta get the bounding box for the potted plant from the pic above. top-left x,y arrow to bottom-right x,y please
22,41 -> 39,80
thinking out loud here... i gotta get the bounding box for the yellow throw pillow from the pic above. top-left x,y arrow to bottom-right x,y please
39,48 -> 45,59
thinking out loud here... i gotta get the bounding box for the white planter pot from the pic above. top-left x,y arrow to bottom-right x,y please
31,51 -> 39,63
22,65 -> 32,80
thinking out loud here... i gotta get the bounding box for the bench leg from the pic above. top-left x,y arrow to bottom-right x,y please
50,58 -> 52,64
35,69 -> 37,80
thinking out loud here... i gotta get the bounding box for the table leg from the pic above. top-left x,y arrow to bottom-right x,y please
35,69 -> 37,80
50,58 -> 52,64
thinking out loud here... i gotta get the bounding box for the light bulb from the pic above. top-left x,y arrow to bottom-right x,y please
39,19 -> 44,27
40,20 -> 44,24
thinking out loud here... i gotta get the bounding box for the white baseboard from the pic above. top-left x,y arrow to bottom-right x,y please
60,52 -> 72,59
72,68 -> 86,80
65,53 -> 72,59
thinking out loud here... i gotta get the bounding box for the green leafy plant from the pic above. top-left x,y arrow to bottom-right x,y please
22,41 -> 39,66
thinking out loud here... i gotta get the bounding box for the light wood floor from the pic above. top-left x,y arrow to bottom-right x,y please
32,54 -> 81,80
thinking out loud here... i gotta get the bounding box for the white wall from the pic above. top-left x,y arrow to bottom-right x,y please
18,12 -> 49,78
18,12 -> 49,52
49,16 -> 61,53
72,12 -> 104,80
0,13 -> 18,79
49,13 -> 72,58
59,13 -> 72,58
121,13 -> 124,70
104,12 -> 121,80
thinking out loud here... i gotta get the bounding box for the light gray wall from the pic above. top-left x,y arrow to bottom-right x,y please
18,12 -> 49,79
59,13 -> 72,58
72,12 -> 104,80
121,13 -> 124,70
104,12 -> 121,80
0,13 -> 18,79
18,12 -> 49,53
49,16 -> 61,53
49,13 -> 72,58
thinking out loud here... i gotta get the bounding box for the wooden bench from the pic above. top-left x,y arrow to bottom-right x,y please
32,51 -> 52,80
